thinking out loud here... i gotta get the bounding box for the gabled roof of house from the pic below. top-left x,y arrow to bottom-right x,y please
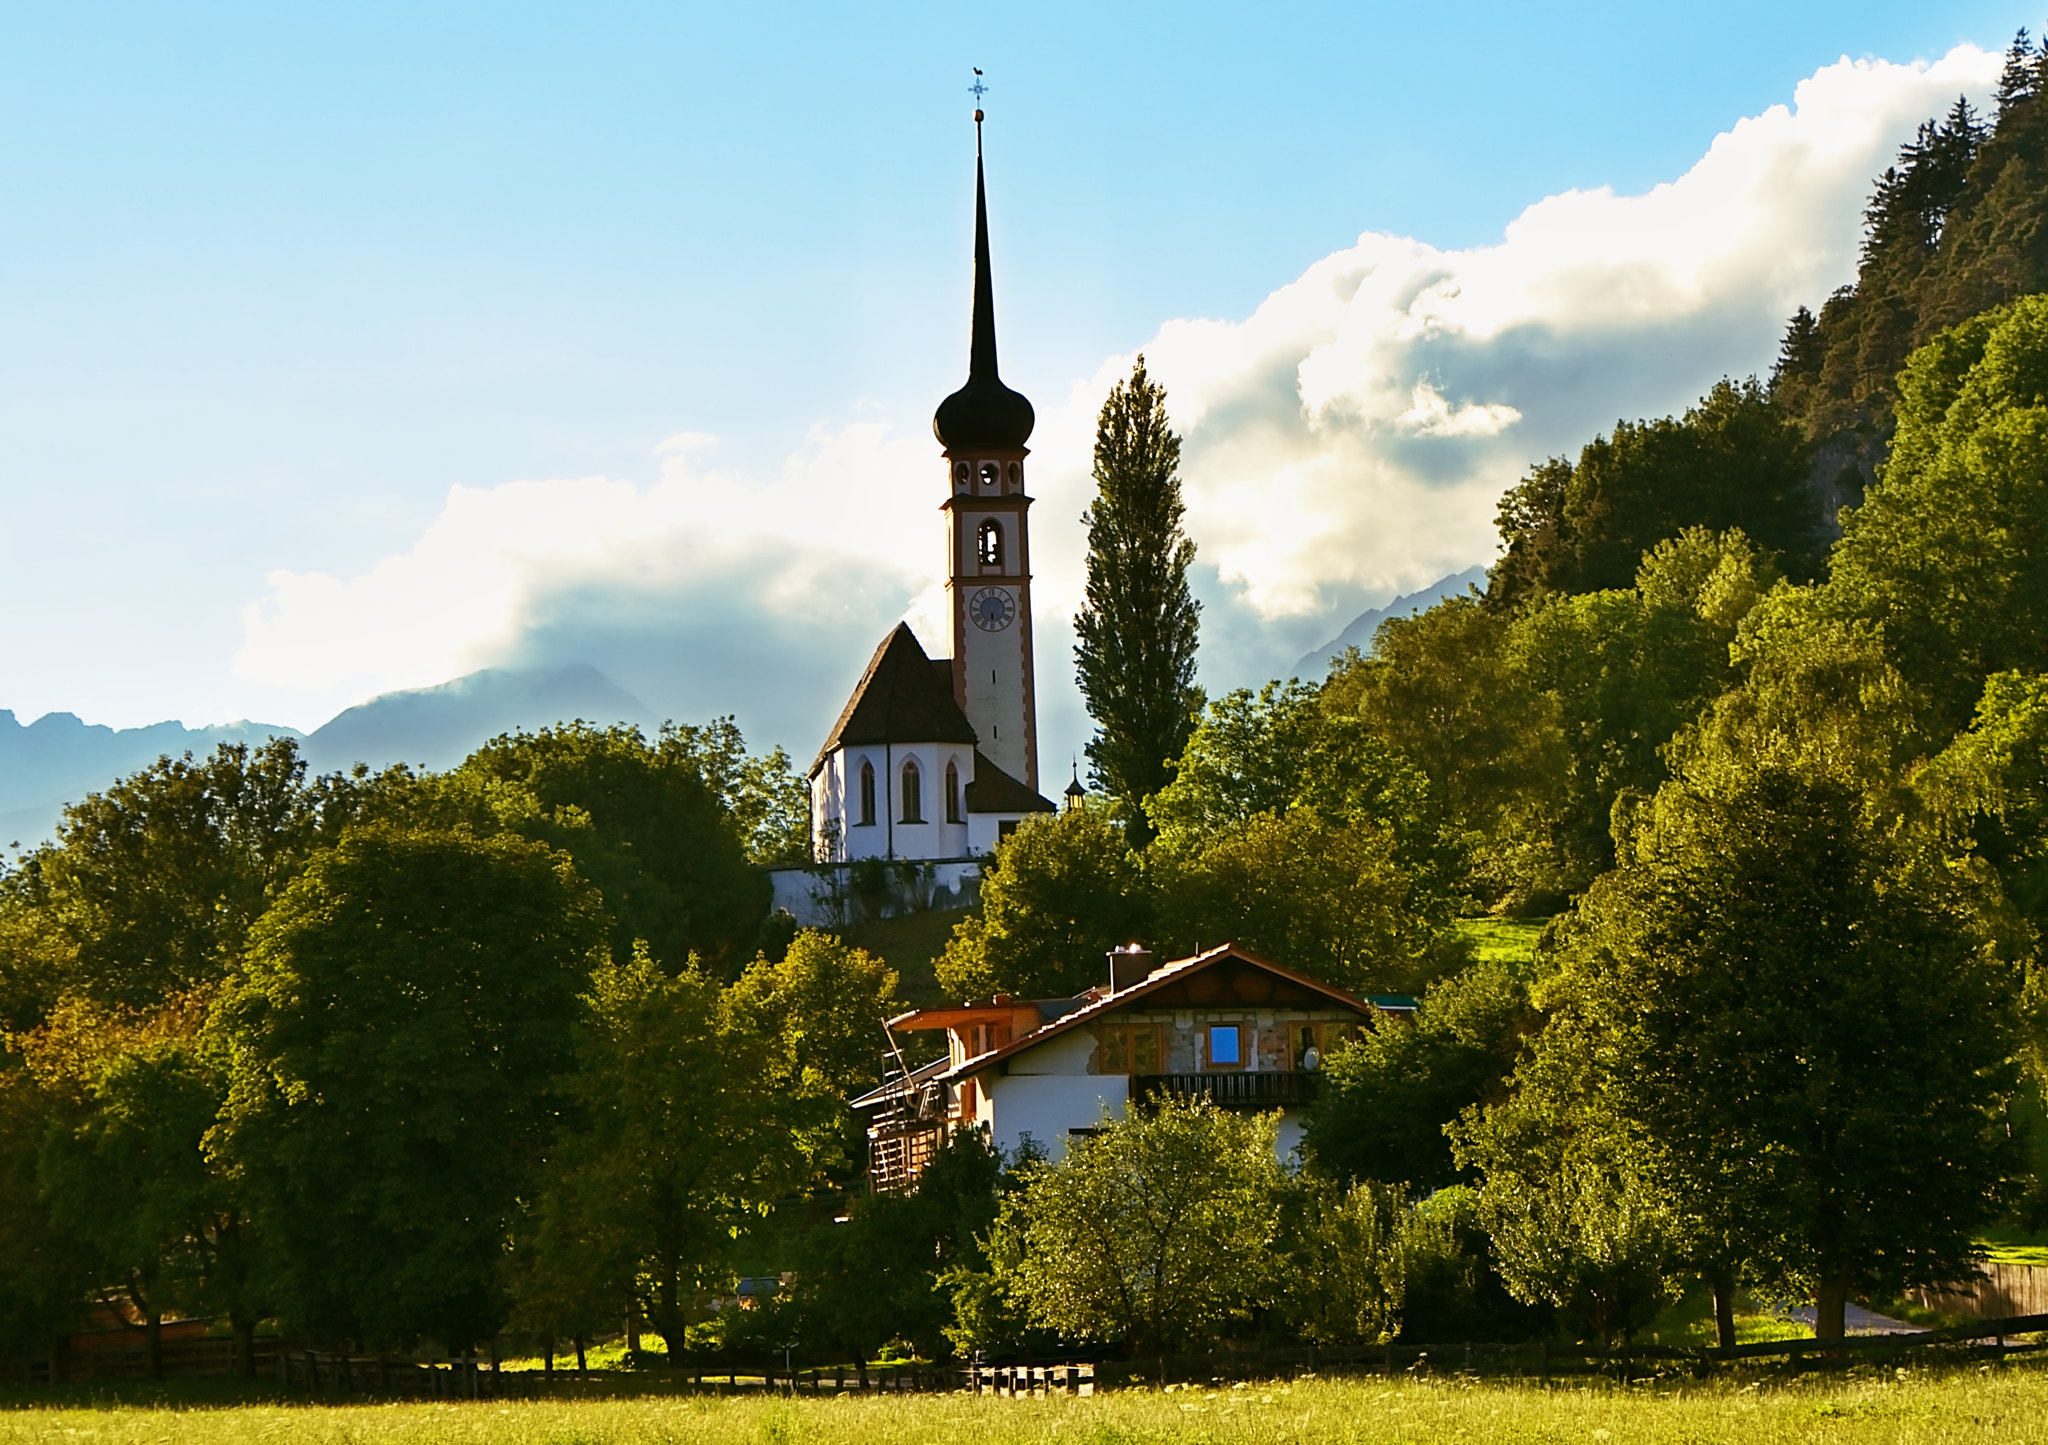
936,943 -> 1373,1085
965,749 -> 1056,815
810,623 -> 979,776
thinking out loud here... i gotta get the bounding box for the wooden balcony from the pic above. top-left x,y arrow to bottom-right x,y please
1133,1071 -> 1320,1110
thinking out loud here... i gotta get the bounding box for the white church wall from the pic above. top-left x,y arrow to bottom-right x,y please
812,742 -> 978,864
767,858 -> 985,928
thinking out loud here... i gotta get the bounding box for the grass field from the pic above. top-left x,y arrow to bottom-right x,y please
835,906 -> 973,1009
1452,918 -> 1550,973
4,1368 -> 2046,1443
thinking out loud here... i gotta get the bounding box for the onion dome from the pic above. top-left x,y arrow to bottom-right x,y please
933,130 -> 1035,451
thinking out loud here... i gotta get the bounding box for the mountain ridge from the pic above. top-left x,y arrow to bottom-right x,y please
1293,566 -> 1490,678
0,664 -> 649,846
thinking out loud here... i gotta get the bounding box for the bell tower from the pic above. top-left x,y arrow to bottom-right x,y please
934,109 -> 1038,793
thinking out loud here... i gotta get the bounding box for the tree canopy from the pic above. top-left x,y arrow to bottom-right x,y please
1073,356 -> 1203,839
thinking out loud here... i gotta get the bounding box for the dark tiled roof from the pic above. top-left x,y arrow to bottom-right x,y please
965,749 -> 1055,815
810,624 -> 979,776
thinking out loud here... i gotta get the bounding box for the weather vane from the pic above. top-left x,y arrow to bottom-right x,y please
969,68 -> 987,114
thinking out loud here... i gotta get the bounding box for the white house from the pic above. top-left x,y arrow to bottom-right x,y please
855,944 -> 1402,1189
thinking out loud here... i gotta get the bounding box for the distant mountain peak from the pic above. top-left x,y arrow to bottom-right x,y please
1294,567 -> 1489,679
0,664 -> 647,845
301,664 -> 648,774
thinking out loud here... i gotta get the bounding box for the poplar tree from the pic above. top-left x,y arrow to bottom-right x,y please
1073,356 -> 1202,840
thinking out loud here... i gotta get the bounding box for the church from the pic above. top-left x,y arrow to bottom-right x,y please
770,115 -> 1058,923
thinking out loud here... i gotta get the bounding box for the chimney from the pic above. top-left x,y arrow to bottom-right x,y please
1108,943 -> 1154,994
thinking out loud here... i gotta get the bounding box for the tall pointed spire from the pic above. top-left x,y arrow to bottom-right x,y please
968,127 -> 1000,383
935,106 -> 1034,451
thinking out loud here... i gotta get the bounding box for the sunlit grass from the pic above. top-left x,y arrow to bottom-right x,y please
1977,1225 -> 2048,1267
4,1366 -> 2047,1443
1453,918 -> 1549,973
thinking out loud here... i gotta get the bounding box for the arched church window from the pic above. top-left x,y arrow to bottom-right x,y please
946,759 -> 962,823
858,760 -> 876,827
901,758 -> 924,823
977,519 -> 1003,567
978,461 -> 999,491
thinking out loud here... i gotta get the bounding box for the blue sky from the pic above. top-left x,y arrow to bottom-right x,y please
0,1 -> 2035,774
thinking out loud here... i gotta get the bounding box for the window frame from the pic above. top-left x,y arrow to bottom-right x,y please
900,757 -> 924,823
1205,1021 -> 1246,1071
1099,1020 -> 1164,1075
857,759 -> 876,827
977,518 -> 1004,567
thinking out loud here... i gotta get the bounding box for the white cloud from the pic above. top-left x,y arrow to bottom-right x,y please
233,44 -> 2003,757
233,418 -> 948,741
1073,44 -> 2000,628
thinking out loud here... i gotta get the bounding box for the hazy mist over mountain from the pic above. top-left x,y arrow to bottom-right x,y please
0,665 -> 650,847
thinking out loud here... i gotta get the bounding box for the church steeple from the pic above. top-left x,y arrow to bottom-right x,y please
934,113 -> 1035,451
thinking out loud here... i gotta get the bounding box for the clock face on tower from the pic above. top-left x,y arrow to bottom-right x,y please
969,586 -> 1016,632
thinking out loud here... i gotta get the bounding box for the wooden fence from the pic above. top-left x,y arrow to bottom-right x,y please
1087,1313 -> 2048,1388
5,1335 -> 289,1385
20,1314 -> 2048,1397
967,1363 -> 1094,1396
1918,1264 -> 2048,1319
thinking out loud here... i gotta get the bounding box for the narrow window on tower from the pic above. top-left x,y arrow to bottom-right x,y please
977,519 -> 1003,567
946,759 -> 962,823
979,461 -> 999,491
901,758 -> 923,823
858,760 -> 876,826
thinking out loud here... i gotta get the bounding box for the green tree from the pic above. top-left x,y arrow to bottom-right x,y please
1278,1179 -> 1407,1346
998,1097 -> 1283,1367
1073,357 -> 1203,839
1473,699 -> 2023,1341
1828,297 -> 2048,739
1505,527 -> 1776,883
789,1127 -> 1003,1366
1305,962 -> 1531,1191
1326,595 -> 1568,908
657,718 -> 810,868
17,990 -> 275,1375
1151,809 -> 1453,996
1487,380 -> 1816,613
0,1064 -> 84,1359
218,823 -> 605,1349
1147,678 -> 1460,895
1457,1096 -> 1679,1348
533,950 -> 796,1362
35,1019 -> 218,1377
727,930 -> 902,1174
936,809 -> 1150,1001
0,738 -> 332,1021
1920,670 -> 2048,929
453,721 -> 770,974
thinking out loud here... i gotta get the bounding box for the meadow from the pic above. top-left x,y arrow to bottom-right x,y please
1,1368 -> 2044,1444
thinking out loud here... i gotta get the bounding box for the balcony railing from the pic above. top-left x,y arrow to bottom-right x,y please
1133,1071 -> 1320,1110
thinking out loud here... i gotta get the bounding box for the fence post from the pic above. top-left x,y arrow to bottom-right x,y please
1539,1341 -> 1549,1388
